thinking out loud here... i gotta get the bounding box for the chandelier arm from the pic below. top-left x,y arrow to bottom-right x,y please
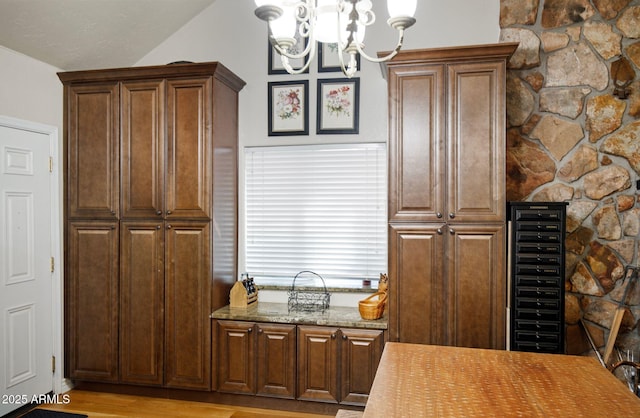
279,41 -> 316,75
354,28 -> 406,63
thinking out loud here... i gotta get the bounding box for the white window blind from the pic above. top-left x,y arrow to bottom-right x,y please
245,143 -> 387,282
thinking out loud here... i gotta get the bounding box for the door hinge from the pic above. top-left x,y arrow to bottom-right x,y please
49,157 -> 53,173
50,257 -> 55,273
52,355 -> 56,373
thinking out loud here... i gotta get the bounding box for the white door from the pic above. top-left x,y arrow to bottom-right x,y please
0,121 -> 53,415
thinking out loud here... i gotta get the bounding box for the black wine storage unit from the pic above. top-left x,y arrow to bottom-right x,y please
508,202 -> 568,354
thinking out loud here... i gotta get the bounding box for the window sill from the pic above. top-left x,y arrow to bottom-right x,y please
256,278 -> 380,294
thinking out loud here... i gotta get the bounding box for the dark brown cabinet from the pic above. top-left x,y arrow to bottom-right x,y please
216,321 -> 383,406
385,44 -> 517,349
60,62 -> 244,390
297,325 -> 384,405
216,320 -> 296,398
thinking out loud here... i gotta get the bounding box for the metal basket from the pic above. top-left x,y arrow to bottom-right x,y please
288,271 -> 331,312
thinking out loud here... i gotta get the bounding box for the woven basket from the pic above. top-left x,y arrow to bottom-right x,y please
358,291 -> 387,320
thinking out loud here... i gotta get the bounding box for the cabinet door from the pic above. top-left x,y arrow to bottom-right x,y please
446,224 -> 506,349
66,221 -> 119,381
66,83 -> 119,219
340,329 -> 384,406
119,221 -> 164,386
121,80 -> 165,219
389,224 -> 445,345
166,78 -> 212,220
297,325 -> 339,403
256,323 -> 296,399
447,61 -> 505,223
388,64 -> 445,223
217,320 -> 256,394
164,221 -> 211,390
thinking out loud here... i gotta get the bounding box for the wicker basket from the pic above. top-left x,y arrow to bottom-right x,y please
358,291 -> 387,320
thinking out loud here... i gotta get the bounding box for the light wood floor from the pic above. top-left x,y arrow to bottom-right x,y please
33,390 -> 334,418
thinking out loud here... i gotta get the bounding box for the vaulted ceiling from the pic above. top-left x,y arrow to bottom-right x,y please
0,0 -> 216,70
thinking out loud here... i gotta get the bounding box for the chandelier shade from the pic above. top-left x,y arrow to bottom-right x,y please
254,0 -> 417,78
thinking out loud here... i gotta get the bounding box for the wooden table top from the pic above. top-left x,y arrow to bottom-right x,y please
363,342 -> 640,417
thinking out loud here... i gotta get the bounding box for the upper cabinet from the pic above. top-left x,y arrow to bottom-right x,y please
387,44 -> 516,224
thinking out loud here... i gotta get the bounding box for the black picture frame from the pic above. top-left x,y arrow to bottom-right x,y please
268,80 -> 309,136
318,42 -> 361,73
268,33 -> 309,75
316,78 -> 360,135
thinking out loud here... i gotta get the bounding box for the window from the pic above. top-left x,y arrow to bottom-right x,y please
245,143 -> 387,284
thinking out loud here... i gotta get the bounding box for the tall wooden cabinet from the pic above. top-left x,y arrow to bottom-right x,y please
60,62 -> 245,390
385,44 -> 517,349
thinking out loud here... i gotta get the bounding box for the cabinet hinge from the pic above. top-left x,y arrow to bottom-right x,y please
52,355 -> 56,373
49,157 -> 53,173
50,257 -> 55,273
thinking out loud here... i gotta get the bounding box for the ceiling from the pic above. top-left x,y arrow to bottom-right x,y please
0,0 -> 217,71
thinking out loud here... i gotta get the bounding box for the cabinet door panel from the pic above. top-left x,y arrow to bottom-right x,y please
120,221 -> 164,386
217,320 -> 255,394
164,221 -> 211,390
447,62 -> 505,223
340,329 -> 384,406
66,221 -> 119,381
166,78 -> 212,220
297,326 -> 339,403
447,224 -> 506,349
389,225 -> 445,345
388,65 -> 445,222
67,83 -> 119,219
257,324 -> 296,399
121,80 -> 165,219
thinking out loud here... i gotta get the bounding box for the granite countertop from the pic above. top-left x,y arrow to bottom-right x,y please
211,302 -> 387,330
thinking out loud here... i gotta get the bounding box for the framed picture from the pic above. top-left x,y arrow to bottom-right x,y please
268,80 -> 309,136
268,31 -> 309,74
318,42 -> 360,73
317,78 -> 360,135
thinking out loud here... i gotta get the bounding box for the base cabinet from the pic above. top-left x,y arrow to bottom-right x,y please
217,320 -> 296,398
216,321 -> 384,406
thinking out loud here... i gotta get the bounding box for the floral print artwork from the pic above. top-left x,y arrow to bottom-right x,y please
276,87 -> 302,121
325,85 -> 351,118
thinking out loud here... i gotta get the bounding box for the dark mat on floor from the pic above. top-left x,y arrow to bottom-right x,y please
20,410 -> 87,418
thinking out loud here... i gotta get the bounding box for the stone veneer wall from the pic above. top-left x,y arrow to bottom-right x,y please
500,0 -> 640,357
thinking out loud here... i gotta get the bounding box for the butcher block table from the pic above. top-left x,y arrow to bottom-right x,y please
363,342 -> 640,417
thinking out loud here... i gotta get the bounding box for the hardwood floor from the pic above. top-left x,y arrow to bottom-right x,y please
32,390 -> 333,418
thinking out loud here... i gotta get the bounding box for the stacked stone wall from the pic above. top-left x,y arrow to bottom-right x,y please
500,0 -> 640,356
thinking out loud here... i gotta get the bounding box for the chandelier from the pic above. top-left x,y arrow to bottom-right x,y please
254,0 -> 417,78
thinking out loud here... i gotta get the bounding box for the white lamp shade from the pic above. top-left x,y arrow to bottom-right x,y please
255,0 -> 284,7
270,5 -> 297,39
387,0 -> 417,18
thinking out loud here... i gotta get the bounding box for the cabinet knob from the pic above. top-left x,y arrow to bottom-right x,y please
111,210 -> 116,215
156,225 -> 161,230
331,334 -> 336,339
449,212 -> 455,219
449,228 -> 455,235
342,335 -> 347,340
258,328 -> 263,334
156,210 -> 162,216
166,210 -> 172,215
166,224 -> 172,230
436,212 -> 443,218
437,228 -> 443,235
248,327 -> 253,333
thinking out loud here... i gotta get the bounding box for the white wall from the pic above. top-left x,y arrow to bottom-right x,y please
136,0 -> 500,298
0,46 -> 63,130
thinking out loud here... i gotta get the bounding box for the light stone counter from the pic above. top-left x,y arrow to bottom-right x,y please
211,302 -> 387,330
